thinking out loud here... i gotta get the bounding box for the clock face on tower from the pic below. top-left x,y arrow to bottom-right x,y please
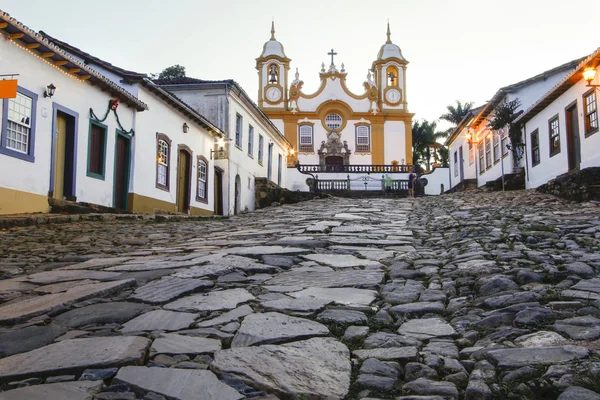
385,88 -> 401,104
265,87 -> 282,103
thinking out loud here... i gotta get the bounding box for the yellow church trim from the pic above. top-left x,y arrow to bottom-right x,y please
0,187 -> 50,215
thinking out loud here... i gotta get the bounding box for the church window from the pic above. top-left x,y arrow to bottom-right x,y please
493,133 -> 500,163
531,129 -> 540,167
548,115 -> 560,156
387,66 -> 399,87
156,133 -> 171,190
268,64 -> 279,84
235,114 -> 243,148
485,134 -> 492,169
584,90 -> 598,136
478,141 -> 485,173
196,156 -> 208,202
299,125 -> 314,152
355,125 -> 370,152
325,113 -> 342,130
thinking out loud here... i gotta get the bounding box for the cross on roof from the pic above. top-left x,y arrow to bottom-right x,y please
328,49 -> 337,66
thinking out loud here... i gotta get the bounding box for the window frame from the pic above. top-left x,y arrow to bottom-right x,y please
324,113 -> 343,130
258,134 -> 264,165
0,86 -> 38,162
468,141 -> 474,165
355,124 -> 371,152
478,141 -> 485,174
583,89 -> 599,137
298,124 -> 314,152
530,129 -> 540,167
156,133 -> 171,191
485,134 -> 492,169
548,115 -> 561,157
493,132 -> 500,164
453,150 -> 458,177
235,113 -> 243,149
196,155 -> 209,203
248,125 -> 254,158
500,128 -> 509,157
87,120 -> 108,180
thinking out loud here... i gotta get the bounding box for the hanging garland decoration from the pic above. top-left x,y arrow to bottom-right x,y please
89,99 -> 135,136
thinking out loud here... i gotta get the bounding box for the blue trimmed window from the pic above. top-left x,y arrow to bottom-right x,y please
0,87 -> 38,162
87,121 -> 107,179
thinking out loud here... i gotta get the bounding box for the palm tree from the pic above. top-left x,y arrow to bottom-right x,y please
440,100 -> 474,127
412,119 -> 437,170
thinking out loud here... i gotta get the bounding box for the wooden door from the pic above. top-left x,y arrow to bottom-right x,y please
176,150 -> 191,213
53,114 -> 67,200
214,169 -> 223,216
565,104 -> 581,171
114,134 -> 130,210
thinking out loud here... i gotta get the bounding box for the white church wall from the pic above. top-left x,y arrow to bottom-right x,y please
296,78 -> 372,113
383,120 -> 406,164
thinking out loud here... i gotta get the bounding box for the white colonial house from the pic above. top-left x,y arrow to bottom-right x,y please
38,30 -> 226,216
0,10 -> 147,215
152,78 -> 292,216
445,57 -> 583,191
516,47 -> 600,189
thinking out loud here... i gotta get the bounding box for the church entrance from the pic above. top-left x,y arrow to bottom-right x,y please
325,156 -> 344,172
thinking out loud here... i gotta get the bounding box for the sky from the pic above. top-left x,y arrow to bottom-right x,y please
2,0 -> 599,132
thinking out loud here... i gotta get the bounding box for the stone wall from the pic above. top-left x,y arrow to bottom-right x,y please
254,178 -> 328,209
536,167 -> 600,202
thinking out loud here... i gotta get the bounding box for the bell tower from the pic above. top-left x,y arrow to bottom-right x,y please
372,23 -> 408,112
256,22 -> 291,109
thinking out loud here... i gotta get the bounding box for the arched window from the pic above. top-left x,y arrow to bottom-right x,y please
268,63 -> 279,84
156,133 -> 171,190
299,124 -> 314,152
196,156 -> 208,202
356,125 -> 371,152
387,66 -> 399,86
325,113 -> 342,130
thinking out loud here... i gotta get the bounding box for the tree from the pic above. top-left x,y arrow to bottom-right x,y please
152,64 -> 186,80
412,119 -> 437,170
488,98 -> 523,167
440,100 -> 474,126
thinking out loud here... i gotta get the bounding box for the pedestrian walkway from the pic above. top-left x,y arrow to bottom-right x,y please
0,191 -> 599,399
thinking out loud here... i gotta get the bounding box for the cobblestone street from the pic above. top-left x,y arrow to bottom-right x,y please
0,190 -> 600,399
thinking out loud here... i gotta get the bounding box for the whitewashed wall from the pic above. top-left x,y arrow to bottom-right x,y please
0,39 -> 134,208
422,167 -> 451,195
524,77 -> 600,188
134,86 -> 215,212
383,120 -> 406,164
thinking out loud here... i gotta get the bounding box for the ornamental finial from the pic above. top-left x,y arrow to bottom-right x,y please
386,20 -> 392,44
271,20 -> 276,40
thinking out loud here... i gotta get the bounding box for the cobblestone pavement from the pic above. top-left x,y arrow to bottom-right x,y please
0,190 -> 600,400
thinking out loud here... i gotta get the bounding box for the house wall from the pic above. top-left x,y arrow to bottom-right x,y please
0,39 -> 135,214
448,131 -> 477,190
172,88 -> 229,133
524,77 -> 600,188
131,86 -> 215,215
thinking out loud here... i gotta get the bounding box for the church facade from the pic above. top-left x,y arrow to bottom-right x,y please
256,24 -> 414,191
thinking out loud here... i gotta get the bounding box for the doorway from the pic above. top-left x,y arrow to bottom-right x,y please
214,167 -> 224,216
51,108 -> 77,201
565,102 -> 581,171
114,132 -> 131,210
234,174 -> 241,215
325,156 -> 344,172
176,147 -> 192,213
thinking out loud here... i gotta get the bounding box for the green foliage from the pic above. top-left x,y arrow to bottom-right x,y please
412,119 -> 447,170
488,98 -> 524,164
152,64 -> 186,80
440,100 -> 475,126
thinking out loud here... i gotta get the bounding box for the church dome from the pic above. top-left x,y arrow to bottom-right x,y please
259,22 -> 287,59
376,24 -> 406,62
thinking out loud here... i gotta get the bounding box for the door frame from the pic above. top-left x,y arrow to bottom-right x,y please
50,103 -> 79,199
176,144 -> 193,213
564,100 -> 581,171
214,166 -> 224,216
113,130 -> 132,210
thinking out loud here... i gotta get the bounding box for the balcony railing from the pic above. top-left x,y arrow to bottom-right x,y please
297,164 -> 412,174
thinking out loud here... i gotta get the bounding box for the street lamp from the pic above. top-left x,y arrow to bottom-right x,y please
583,67 -> 599,90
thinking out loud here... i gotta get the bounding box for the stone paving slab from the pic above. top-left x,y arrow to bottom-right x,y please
151,333 -> 221,355
212,338 -> 351,399
301,253 -> 384,268
17,270 -> 122,284
114,367 -> 243,400
264,269 -> 384,289
120,310 -> 197,333
164,288 -> 255,312
0,279 -> 136,325
0,380 -> 104,400
288,287 -> 377,307
0,336 -> 150,382
129,277 -> 213,304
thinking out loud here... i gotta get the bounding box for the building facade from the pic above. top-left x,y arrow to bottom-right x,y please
256,23 -> 415,192
153,78 -> 292,216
